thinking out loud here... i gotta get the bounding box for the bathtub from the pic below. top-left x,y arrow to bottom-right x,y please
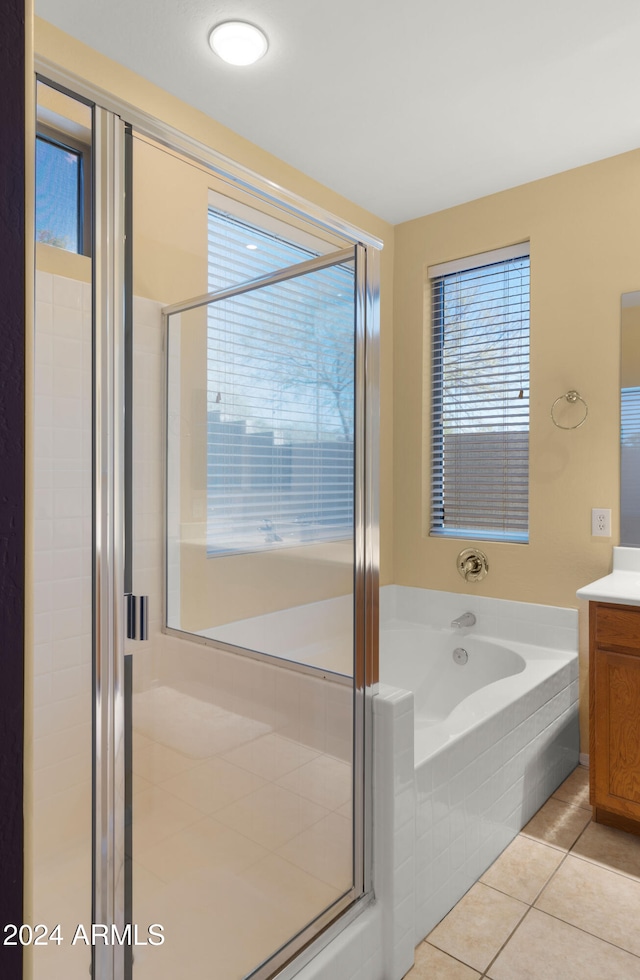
378,585 -> 579,950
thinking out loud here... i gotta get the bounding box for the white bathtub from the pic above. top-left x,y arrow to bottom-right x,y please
382,627 -> 526,722
378,586 -> 579,952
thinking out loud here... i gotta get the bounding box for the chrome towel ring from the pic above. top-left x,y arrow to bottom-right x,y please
551,389 -> 588,430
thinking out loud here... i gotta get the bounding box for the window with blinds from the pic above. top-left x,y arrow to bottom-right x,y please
206,207 -> 355,556
429,244 -> 530,542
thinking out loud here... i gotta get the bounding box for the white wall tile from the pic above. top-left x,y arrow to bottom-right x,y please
52,274 -> 83,310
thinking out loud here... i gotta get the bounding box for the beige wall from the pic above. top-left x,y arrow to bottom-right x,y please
393,149 -> 640,753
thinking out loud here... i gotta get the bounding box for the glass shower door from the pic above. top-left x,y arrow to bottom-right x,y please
127,134 -> 366,979
30,70 -> 377,980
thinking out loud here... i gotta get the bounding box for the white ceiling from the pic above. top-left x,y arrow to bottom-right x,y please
35,0 -> 640,225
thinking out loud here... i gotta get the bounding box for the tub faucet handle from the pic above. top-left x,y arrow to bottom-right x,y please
457,548 -> 489,582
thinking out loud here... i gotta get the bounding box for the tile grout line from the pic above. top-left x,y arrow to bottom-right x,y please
418,940 -> 485,977
480,809 -> 640,976
477,808 -> 593,978
520,905 -> 640,964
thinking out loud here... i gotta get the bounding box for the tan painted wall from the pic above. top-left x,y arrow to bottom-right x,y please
393,149 -> 640,753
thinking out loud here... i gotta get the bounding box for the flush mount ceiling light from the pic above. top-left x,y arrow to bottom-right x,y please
209,21 -> 268,66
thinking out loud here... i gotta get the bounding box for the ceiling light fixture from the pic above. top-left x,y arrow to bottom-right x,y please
209,21 -> 268,66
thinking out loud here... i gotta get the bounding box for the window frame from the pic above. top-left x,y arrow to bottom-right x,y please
35,122 -> 92,257
428,242 -> 530,544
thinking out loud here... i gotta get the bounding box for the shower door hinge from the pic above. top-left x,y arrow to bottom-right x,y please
126,593 -> 149,641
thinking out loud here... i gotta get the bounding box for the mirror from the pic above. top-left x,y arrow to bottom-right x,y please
620,291 -> 640,545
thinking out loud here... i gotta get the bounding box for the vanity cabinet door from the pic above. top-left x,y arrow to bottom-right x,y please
590,602 -> 640,826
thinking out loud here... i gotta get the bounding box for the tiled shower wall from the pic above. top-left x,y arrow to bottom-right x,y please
33,270 -> 93,859
32,274 -> 166,857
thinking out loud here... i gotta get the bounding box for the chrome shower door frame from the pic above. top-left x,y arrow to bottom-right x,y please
93,104 -> 127,980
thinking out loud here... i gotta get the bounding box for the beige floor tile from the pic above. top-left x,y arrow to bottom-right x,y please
405,942 -> 481,978
535,854 -> 640,957
132,785 -> 201,849
552,765 -> 591,810
488,908 -> 640,980
159,756 -> 266,814
129,867 -> 292,980
131,860 -> 166,912
133,772 -> 154,798
133,739 -> 199,783
135,815 -> 268,882
521,797 -> 591,851
214,782 -> 329,850
276,753 -> 352,810
133,684 -> 271,758
277,811 -> 352,891
221,732 -> 320,781
336,798 -> 352,819
480,834 -> 565,904
131,860 -> 338,980
133,729 -> 153,753
428,882 -> 527,973
242,853 -> 342,924
572,819 -> 640,880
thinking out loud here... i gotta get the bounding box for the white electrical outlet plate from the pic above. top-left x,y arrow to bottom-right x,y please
592,508 -> 612,537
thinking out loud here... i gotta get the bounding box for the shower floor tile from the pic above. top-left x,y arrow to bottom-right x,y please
33,686 -> 354,980
129,715 -> 353,980
158,755 -> 267,814
213,782 -> 329,850
134,816 -> 269,882
276,811 -> 353,891
276,752 -> 352,810
220,731 -> 321,780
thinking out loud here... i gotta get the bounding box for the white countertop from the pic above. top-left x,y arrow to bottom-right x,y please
577,547 -> 640,606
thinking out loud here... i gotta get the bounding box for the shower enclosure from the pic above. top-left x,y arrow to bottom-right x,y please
31,66 -> 380,980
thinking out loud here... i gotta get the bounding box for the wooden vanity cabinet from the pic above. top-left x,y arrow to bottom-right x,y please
590,600 -> 640,833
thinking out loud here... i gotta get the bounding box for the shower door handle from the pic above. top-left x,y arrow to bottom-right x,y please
126,594 -> 149,642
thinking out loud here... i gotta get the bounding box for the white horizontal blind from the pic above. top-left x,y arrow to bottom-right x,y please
206,207 -> 355,555
621,387 -> 640,545
430,247 -> 530,542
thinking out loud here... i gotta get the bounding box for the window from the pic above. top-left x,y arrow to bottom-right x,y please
429,244 -> 530,542
206,206 -> 355,556
35,128 -> 90,255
